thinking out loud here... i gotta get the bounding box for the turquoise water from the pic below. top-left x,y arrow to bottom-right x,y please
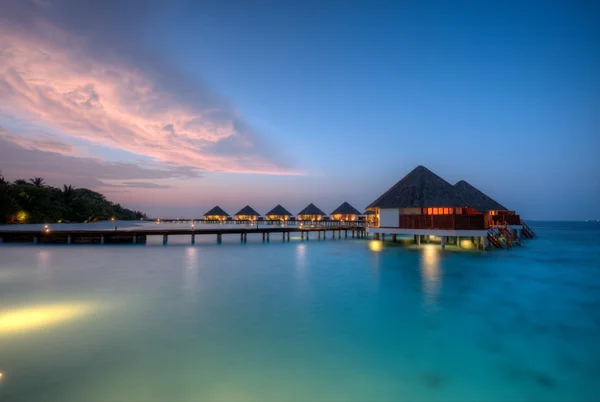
1,222 -> 599,401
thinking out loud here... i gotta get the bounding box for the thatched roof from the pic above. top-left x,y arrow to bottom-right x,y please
234,205 -> 260,217
367,165 -> 466,209
203,206 -> 230,217
266,204 -> 292,216
453,180 -> 507,212
331,202 -> 361,216
298,203 -> 326,216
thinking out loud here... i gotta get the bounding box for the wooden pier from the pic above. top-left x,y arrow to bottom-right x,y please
0,223 -> 367,245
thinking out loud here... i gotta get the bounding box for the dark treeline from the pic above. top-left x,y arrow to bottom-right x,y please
0,172 -> 146,224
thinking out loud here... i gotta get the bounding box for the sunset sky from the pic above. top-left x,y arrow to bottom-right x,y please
1,0 -> 598,220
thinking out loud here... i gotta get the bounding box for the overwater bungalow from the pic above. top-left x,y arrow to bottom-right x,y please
298,203 -> 326,221
265,205 -> 293,221
331,202 -> 361,221
234,205 -> 260,221
203,206 -> 230,221
365,165 -> 533,249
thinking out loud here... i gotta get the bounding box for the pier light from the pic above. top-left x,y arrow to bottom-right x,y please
110,217 -> 115,221
45,228 -> 50,233
44,224 -> 48,228
0,372 -> 3,381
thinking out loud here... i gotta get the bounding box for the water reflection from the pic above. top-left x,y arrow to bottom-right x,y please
368,240 -> 383,252
420,245 -> 442,310
0,303 -> 96,336
295,244 -> 308,295
36,249 -> 53,281
183,247 -> 199,300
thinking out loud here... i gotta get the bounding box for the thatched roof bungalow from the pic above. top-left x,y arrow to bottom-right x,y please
366,165 -> 479,230
265,204 -> 293,221
234,205 -> 260,221
203,206 -> 230,221
298,203 -> 326,221
331,202 -> 361,221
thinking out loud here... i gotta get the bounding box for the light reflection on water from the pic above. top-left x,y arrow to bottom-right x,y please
420,245 -> 442,311
0,222 -> 599,401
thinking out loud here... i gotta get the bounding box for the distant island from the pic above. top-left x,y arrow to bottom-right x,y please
0,172 -> 146,224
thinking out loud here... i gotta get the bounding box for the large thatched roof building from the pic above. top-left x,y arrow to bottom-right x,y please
298,203 -> 326,221
331,202 -> 361,221
367,165 -> 465,210
234,205 -> 260,220
265,205 -> 293,221
203,206 -> 230,221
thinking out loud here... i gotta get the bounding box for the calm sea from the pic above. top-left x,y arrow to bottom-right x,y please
0,221 -> 599,401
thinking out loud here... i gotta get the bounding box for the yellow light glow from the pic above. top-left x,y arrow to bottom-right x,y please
0,372 -> 3,381
368,240 -> 383,252
0,303 -> 95,335
111,217 -> 115,221
459,239 -> 474,249
421,245 -> 441,309
45,228 -> 50,233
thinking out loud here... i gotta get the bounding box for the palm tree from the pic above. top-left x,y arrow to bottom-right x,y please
29,177 -> 46,187
62,184 -> 75,204
0,170 -> 7,185
14,179 -> 29,185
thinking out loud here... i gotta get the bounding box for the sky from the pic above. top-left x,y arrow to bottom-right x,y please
0,0 -> 598,220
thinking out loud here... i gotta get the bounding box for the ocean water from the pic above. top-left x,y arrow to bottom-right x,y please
0,221 -> 599,401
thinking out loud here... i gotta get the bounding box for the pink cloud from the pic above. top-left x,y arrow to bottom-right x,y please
0,21 -> 298,175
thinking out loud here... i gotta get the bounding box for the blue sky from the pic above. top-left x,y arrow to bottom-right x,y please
0,0 -> 598,219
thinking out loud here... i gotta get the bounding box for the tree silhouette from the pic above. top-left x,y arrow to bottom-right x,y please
29,177 -> 46,187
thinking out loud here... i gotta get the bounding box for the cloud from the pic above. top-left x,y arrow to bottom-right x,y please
0,127 -> 74,153
0,2 -> 297,175
0,134 -> 198,189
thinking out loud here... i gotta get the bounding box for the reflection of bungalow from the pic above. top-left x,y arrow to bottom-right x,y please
366,165 -> 534,249
265,205 -> 293,221
331,202 -> 361,221
234,205 -> 260,221
453,181 -> 520,227
203,206 -> 230,221
298,203 -> 326,221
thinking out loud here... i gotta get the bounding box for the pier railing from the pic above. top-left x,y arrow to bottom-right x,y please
491,214 -> 521,226
153,219 -> 366,228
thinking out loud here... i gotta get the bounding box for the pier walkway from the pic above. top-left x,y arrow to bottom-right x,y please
0,221 -> 366,245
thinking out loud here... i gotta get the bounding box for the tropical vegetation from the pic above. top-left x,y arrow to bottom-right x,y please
0,172 -> 146,224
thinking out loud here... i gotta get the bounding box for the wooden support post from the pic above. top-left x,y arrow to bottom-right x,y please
338,230 -> 341,239
217,233 -> 222,244
318,231 -> 321,240
306,231 -> 310,241
101,235 -> 105,244
262,232 -> 265,242
381,233 -> 385,241
266,232 -> 270,242
191,234 -> 195,245
392,234 -> 397,242
241,233 -> 244,242
483,235 -> 489,250
441,236 -> 446,249
301,231 -> 304,240
324,230 -> 327,239
415,235 -> 421,246
456,236 -> 461,248
33,236 -> 38,245
426,235 -> 430,244
287,232 -> 290,241
352,230 -> 355,238
161,234 -> 166,245
345,229 -> 348,239
282,232 -> 285,241
67,235 -> 72,245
